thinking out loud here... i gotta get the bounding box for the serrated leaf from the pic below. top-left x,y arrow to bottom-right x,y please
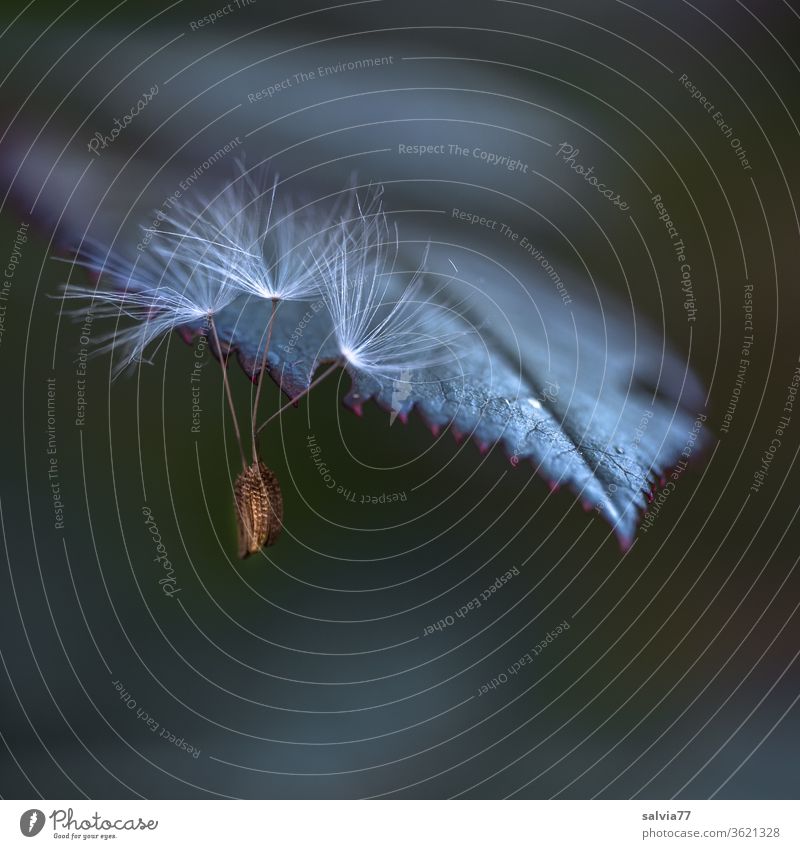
218,237 -> 705,545
1,23 -> 706,544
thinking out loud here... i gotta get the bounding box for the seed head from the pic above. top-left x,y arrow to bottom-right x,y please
234,460 -> 284,558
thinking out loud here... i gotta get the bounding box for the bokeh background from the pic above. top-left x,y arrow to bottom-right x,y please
0,0 -> 799,799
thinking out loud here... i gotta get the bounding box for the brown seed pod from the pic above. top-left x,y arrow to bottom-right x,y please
234,460 -> 283,558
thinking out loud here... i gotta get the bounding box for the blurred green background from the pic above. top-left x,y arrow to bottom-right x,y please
1,0 -> 799,799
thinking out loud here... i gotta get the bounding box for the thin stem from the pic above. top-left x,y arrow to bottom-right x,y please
251,297 -> 278,461
256,361 -> 340,436
209,315 -> 247,471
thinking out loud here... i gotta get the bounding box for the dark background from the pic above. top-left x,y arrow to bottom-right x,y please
0,0 -> 799,799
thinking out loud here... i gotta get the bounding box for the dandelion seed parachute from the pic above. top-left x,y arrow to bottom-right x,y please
148,159 -> 347,304
56,174 -> 480,555
256,196 -> 474,435
318,197 -> 471,381
59,238 -> 238,375
145,162 -> 383,460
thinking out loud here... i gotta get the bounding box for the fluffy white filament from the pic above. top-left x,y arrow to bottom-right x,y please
319,199 -> 468,379
148,161 -> 338,304
60,174 -> 469,390
61,238 -> 237,374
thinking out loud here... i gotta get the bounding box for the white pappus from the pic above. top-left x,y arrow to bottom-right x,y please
147,161 -> 334,304
59,238 -> 237,375
256,193 -> 472,434
319,199 -> 469,379
144,162 -> 374,458
59,236 -> 248,466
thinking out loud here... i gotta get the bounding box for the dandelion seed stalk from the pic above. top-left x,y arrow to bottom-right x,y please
256,361 -> 340,435
208,315 -> 247,470
250,297 -> 278,459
